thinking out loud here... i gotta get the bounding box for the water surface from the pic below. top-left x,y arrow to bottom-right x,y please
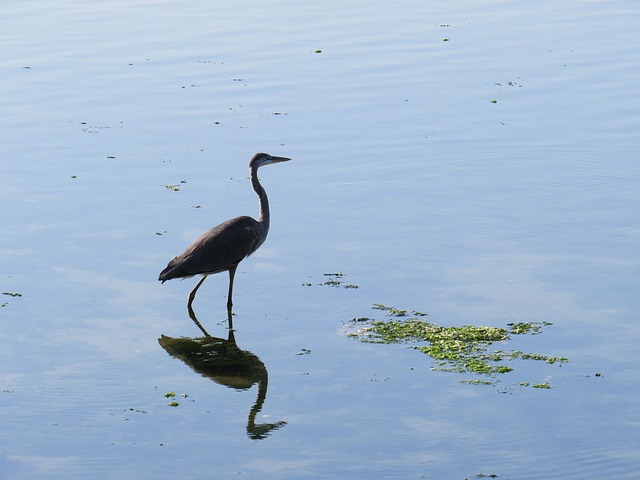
1,0 -> 639,478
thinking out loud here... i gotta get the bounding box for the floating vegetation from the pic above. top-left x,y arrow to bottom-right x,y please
507,321 -> 552,335
532,382 -> 551,389
303,272 -> 359,289
163,391 -> 189,407
460,379 -> 494,386
347,304 -> 568,388
372,304 -> 427,317
164,180 -> 187,192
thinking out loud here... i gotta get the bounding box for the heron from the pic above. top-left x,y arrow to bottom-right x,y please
159,152 -> 291,318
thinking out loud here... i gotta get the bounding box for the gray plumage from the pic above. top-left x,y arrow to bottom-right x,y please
159,152 -> 290,315
159,216 -> 265,280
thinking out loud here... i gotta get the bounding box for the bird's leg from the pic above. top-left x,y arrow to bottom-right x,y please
227,304 -> 235,330
226,308 -> 236,341
227,264 -> 238,310
187,274 -> 208,317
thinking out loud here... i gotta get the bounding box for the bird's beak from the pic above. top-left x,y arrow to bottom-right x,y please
268,155 -> 291,164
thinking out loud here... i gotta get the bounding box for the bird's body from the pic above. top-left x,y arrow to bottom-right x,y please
159,215 -> 265,280
159,153 -> 290,316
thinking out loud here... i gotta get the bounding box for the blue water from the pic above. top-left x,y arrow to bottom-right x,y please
1,0 -> 639,478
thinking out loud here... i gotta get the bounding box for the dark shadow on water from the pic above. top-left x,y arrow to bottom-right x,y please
158,310 -> 286,440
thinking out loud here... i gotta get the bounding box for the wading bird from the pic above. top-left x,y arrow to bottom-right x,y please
159,153 -> 291,318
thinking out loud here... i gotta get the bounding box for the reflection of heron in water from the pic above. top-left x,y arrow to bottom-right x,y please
158,153 -> 291,321
158,311 -> 286,440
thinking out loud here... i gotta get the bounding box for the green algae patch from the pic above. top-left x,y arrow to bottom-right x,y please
348,304 -> 567,387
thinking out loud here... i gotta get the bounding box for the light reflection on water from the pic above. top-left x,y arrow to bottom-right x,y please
1,0 -> 639,478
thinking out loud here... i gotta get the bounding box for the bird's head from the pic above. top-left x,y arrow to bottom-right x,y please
250,152 -> 291,169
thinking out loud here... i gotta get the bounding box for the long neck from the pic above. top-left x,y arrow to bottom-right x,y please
251,165 -> 270,231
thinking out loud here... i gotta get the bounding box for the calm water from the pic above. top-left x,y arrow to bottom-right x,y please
1,0 -> 639,478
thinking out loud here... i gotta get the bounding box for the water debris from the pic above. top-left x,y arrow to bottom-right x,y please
322,273 -> 359,288
78,122 -> 124,133
532,382 -> 551,389
347,304 -> 568,389
2,292 -> 22,297
303,272 -> 359,289
495,80 -> 523,88
372,303 -> 427,317
126,408 -> 147,414
164,391 -> 186,406
164,180 -> 187,192
507,321 -> 552,335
